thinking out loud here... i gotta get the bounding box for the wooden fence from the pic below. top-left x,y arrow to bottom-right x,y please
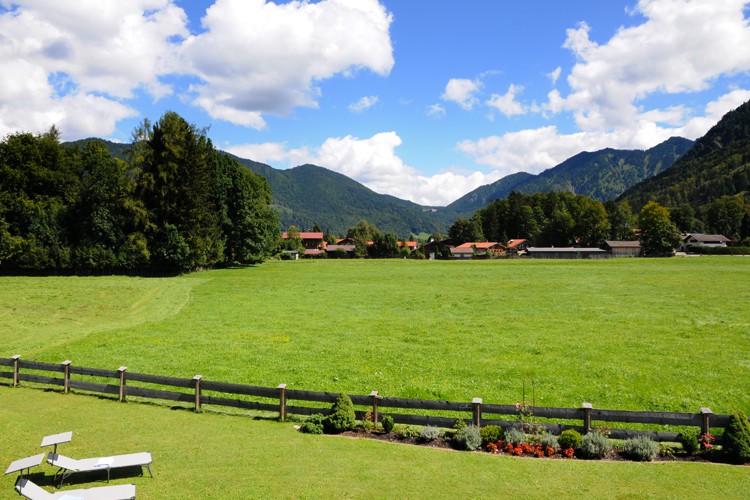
0,355 -> 735,443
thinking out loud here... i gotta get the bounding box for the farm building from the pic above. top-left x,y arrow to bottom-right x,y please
682,233 -> 731,251
526,247 -> 609,259
450,242 -> 505,259
603,240 -> 642,257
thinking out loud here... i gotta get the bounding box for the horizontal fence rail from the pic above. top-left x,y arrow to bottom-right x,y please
0,355 -> 743,443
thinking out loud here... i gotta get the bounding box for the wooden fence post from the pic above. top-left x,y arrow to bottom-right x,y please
370,391 -> 382,425
278,384 -> 287,422
700,407 -> 713,436
193,375 -> 202,412
118,366 -> 127,402
472,398 -> 483,427
61,360 -> 71,394
581,402 -> 593,433
12,355 -> 20,387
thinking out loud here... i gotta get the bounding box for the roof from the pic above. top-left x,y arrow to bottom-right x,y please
282,232 -> 324,240
397,241 -> 418,248
455,242 -> 503,249
683,233 -> 731,243
527,247 -> 606,253
326,245 -> 355,252
604,240 -> 641,248
507,239 -> 527,248
450,247 -> 476,255
303,249 -> 325,255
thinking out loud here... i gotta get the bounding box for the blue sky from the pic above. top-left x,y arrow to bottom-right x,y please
1,1 -> 750,206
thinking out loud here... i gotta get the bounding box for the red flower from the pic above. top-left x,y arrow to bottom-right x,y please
562,447 -> 575,458
545,446 -> 556,457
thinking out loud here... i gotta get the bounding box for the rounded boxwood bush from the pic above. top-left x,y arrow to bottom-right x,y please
723,411 -> 750,464
558,429 -> 582,450
621,435 -> 659,462
323,393 -> 356,434
579,430 -> 612,459
381,415 -> 395,434
680,429 -> 700,454
453,425 -> 482,451
480,425 -> 504,445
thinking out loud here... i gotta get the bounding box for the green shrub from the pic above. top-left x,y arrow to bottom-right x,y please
398,425 -> 421,439
323,394 -> 356,434
621,435 -> 659,462
480,425 -> 504,445
420,426 -> 441,442
540,433 -> 559,450
680,429 -> 700,454
381,415 -> 395,434
300,413 -> 325,434
453,425 -> 482,451
723,411 -> 750,464
504,427 -> 526,445
579,430 -> 612,459
558,429 -> 582,450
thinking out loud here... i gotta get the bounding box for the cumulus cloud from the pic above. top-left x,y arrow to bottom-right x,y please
183,0 -> 394,128
563,0 -> 750,131
441,78 -> 482,110
458,90 -> 750,177
348,95 -> 379,113
0,0 -> 187,139
459,0 -> 750,178
227,132 -> 500,206
486,84 -> 526,117
547,67 -> 562,84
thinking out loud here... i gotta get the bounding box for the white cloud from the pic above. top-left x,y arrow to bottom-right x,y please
486,84 -> 526,117
348,95 -> 379,113
0,0 -> 187,139
426,103 -> 446,118
226,132 -> 500,206
458,89 -> 750,177
183,0 -> 394,127
441,78 -> 481,110
563,0 -> 750,131
458,0 -> 750,179
548,67 -> 562,84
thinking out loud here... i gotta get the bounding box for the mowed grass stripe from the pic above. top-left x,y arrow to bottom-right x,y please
1,257 -> 748,413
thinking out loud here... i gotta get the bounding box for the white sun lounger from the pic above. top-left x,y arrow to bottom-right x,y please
46,452 -> 152,485
15,477 -> 136,500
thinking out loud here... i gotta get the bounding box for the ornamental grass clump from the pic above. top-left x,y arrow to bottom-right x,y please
540,433 -> 559,450
579,430 -> 612,459
504,427 -> 526,445
621,435 -> 659,462
723,411 -> 750,464
420,426 -> 441,442
323,394 -> 356,434
453,425 -> 482,451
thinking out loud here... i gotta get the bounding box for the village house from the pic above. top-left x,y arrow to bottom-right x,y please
450,242 -> 505,259
681,233 -> 731,251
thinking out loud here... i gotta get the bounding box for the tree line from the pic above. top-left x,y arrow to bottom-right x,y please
449,190 -> 750,256
0,112 -> 279,274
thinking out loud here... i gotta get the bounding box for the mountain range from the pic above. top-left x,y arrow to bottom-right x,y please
70,97 -> 750,236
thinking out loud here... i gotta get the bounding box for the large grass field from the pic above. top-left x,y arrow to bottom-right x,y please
2,257 -> 748,413
1,258 -> 749,497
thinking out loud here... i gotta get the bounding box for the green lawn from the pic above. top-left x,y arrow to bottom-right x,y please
1,387 -> 748,499
2,258 -> 748,414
